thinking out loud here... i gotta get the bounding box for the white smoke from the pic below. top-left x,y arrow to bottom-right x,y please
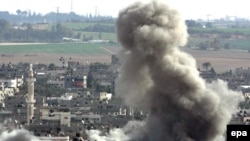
87,121 -> 145,141
0,129 -> 40,141
89,0 -> 244,141
0,119 -> 41,141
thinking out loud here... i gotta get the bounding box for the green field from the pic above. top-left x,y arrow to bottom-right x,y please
0,42 -> 118,54
187,37 -> 250,50
220,39 -> 250,50
62,22 -> 115,30
62,22 -> 95,30
80,31 -> 117,40
48,22 -> 110,30
187,37 -> 207,46
189,27 -> 250,35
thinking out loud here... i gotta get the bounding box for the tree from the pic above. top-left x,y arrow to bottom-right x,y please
55,23 -> 73,40
48,63 -> 56,70
212,38 -> 220,50
224,43 -> 230,49
98,32 -> 102,39
27,23 -> 33,31
87,72 -> 94,88
202,62 -> 211,71
210,67 -> 216,76
21,11 -> 28,17
75,32 -> 81,39
185,20 -> 202,28
67,68 -> 75,75
205,22 -> 213,28
16,9 -> 21,16
198,42 -> 208,50
0,19 -> 10,30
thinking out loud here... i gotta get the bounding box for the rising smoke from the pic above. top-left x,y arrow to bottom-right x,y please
90,0 -> 244,141
0,129 -> 40,141
0,1 -> 244,141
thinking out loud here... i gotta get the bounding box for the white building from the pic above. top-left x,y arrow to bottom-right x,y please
38,136 -> 69,141
99,92 -> 112,101
40,107 -> 71,127
0,83 -> 14,103
0,79 -> 17,88
60,93 -> 78,100
0,76 -> 23,91
71,113 -> 101,124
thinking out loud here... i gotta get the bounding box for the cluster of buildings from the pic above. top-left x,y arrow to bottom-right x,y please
0,55 -> 250,140
0,55 -> 141,140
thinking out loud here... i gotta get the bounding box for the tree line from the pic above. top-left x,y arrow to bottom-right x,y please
0,18 -> 117,42
0,19 -> 73,42
0,10 -> 115,24
81,24 -> 115,33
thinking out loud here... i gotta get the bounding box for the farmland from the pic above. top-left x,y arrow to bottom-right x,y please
188,27 -> 250,35
1,21 -> 250,73
0,42 -> 119,65
62,22 -> 115,30
61,22 -> 117,41
1,42 -> 250,73
182,48 -> 250,73
188,37 -> 250,50
0,42 -> 118,54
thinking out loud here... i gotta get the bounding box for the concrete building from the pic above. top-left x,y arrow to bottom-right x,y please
99,92 -> 112,101
71,113 -> 101,124
0,83 -> 14,103
0,78 -> 17,88
40,107 -> 71,127
64,75 -> 87,89
37,136 -> 70,141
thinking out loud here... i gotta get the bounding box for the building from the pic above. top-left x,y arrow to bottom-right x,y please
64,75 -> 87,89
47,79 -> 65,88
37,136 -> 70,141
71,113 -> 101,124
99,92 -> 112,101
0,76 -> 24,93
39,107 -> 71,127
0,83 -> 14,104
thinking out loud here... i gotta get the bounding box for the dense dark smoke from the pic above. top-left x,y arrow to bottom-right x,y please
114,1 -> 243,141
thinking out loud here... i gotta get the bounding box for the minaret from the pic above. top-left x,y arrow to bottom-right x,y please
26,64 -> 36,125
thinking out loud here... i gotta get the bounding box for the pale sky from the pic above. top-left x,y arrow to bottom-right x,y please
0,0 -> 249,19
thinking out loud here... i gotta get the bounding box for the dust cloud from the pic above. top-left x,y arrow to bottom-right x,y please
90,0 -> 243,141
0,129 -> 40,141
0,0 -> 244,141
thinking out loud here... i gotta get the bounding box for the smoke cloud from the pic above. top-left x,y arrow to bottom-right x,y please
0,129 -> 40,141
90,0 -> 244,141
0,1 -> 243,141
